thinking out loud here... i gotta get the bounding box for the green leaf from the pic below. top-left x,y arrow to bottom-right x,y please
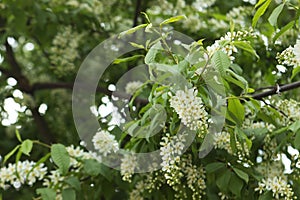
160,15 -> 186,26
227,97 -> 245,126
226,69 -> 249,90
289,121 -> 300,132
118,24 -> 147,38
294,130 -> 300,149
258,191 -> 272,200
211,50 -> 231,77
216,170 -> 231,192
36,188 -> 56,200
273,21 -> 294,41
62,188 -> 76,200
15,129 -> 22,142
113,55 -> 143,64
26,153 -> 51,181
232,41 -> 258,58
291,66 -> 300,80
255,0 -> 267,8
232,167 -> 249,183
20,139 -> 33,156
205,162 -> 225,173
64,177 -> 81,191
268,3 -> 284,26
145,43 -> 161,64
229,174 -> 243,197
129,42 -> 144,49
252,0 -> 272,27
83,159 -> 102,176
3,145 -> 20,164
51,144 -> 70,175
141,12 -> 151,23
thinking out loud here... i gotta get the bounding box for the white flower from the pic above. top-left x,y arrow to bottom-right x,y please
125,81 -> 143,95
120,154 -> 138,182
0,160 -> 47,190
43,170 -> 64,188
169,87 -> 208,134
293,39 -> 300,65
92,130 -> 119,156
66,145 -> 102,168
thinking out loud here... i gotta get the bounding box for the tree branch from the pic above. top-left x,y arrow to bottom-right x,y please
251,80 -> 300,100
132,0 -> 142,27
2,41 -> 55,143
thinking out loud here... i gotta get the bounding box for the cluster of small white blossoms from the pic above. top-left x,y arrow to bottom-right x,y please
125,81 -> 143,95
226,6 -> 252,27
243,121 -> 275,132
120,153 -> 138,182
255,160 -> 296,199
182,155 -> 206,200
277,38 -> 300,68
43,145 -> 101,189
66,145 -> 101,170
259,134 -> 278,160
129,172 -> 163,200
92,130 -> 119,156
213,131 -> 250,161
49,26 -> 84,75
42,169 -> 64,189
276,46 -> 298,67
255,176 -> 296,200
169,87 -> 208,135
129,179 -> 145,200
160,133 -> 186,188
0,160 -> 47,190
275,99 -> 300,123
192,0 -> 216,11
207,29 -> 256,61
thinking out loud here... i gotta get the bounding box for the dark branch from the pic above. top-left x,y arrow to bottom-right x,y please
2,41 -> 55,143
132,0 -> 142,27
32,82 -> 149,105
32,82 -> 113,96
251,80 -> 300,100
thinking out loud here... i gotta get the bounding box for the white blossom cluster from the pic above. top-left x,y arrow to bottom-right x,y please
276,99 -> 300,123
160,133 -> 185,172
92,130 -> 119,156
293,39 -> 300,63
276,46 -> 298,67
160,133 -> 186,189
0,160 -> 47,190
182,156 -> 206,200
50,0 -> 114,17
255,176 -> 295,199
226,6 -> 252,27
125,81 -> 143,95
191,0 -> 216,12
120,153 -> 138,182
169,87 -> 208,135
246,121 -> 275,132
129,179 -> 145,200
213,131 -> 250,157
66,145 -> 101,169
207,30 -> 256,61
49,26 -> 84,75
129,172 -> 163,200
42,169 -> 64,189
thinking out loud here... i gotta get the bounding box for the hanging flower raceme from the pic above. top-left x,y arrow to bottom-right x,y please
0,160 -> 47,190
169,87 -> 208,136
120,153 -> 138,182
